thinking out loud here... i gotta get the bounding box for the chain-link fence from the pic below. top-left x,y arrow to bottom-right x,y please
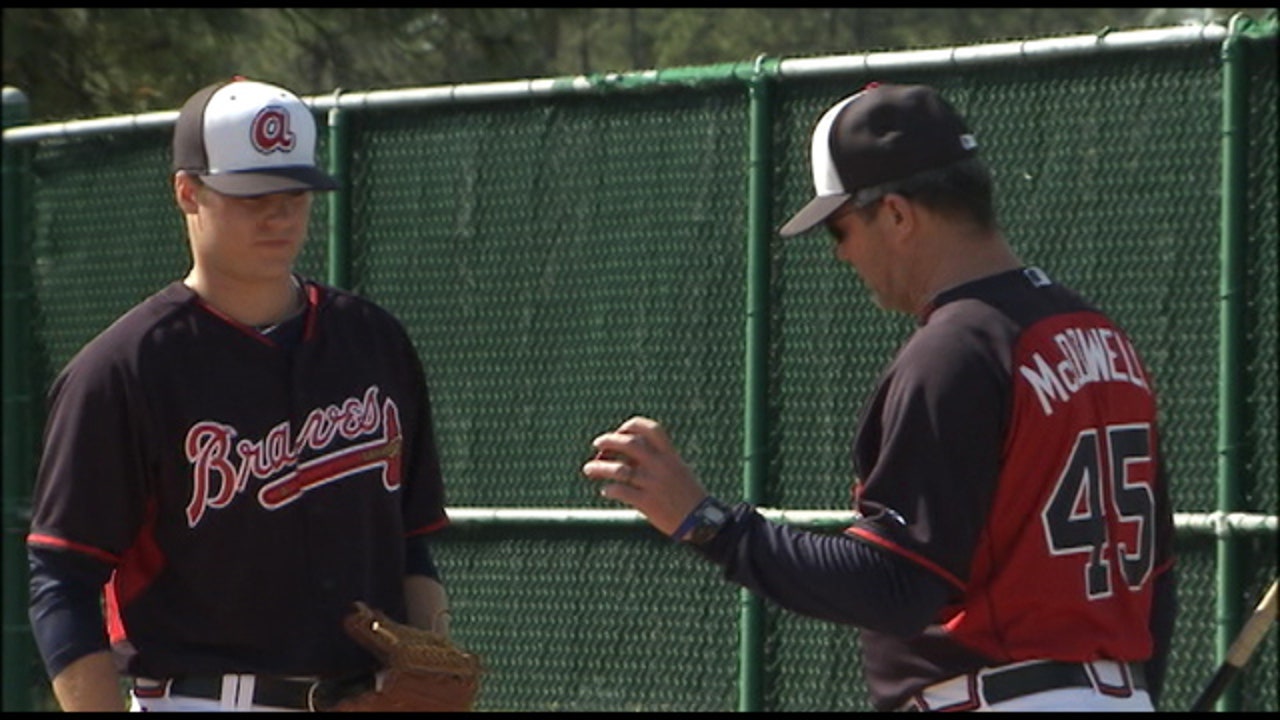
4,16 -> 1276,712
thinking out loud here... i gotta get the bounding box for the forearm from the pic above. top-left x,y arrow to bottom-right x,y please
404,574 -> 451,637
695,504 -> 952,637
51,650 -> 126,712
29,545 -> 118,703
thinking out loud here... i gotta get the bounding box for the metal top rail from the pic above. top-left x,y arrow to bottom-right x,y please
445,508 -> 1278,536
3,22 -> 1232,145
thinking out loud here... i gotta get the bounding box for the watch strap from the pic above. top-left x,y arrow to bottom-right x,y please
672,496 -> 732,546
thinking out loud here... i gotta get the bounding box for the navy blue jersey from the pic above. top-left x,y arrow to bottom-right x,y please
27,277 -> 448,679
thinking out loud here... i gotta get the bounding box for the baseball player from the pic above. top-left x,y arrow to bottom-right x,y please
582,83 -> 1178,712
26,76 -> 454,711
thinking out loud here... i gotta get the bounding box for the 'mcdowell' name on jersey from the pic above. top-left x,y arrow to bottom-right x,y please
1018,324 -> 1151,416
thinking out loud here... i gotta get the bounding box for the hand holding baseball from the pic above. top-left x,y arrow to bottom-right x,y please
581,416 -> 707,538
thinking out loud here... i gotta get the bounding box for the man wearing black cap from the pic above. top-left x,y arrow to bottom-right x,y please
27,77 -> 456,711
582,83 -> 1177,711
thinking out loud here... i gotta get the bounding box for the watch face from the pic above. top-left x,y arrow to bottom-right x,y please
688,524 -> 717,545
687,502 -> 729,545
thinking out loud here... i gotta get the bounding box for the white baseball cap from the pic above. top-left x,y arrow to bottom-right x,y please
172,76 -> 339,197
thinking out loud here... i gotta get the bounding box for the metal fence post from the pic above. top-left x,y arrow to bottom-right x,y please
1213,12 -> 1253,712
2,84 -> 35,713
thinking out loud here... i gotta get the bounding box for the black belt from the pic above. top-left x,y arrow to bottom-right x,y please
983,661 -> 1146,705
151,673 -> 375,710
900,661 -> 1148,711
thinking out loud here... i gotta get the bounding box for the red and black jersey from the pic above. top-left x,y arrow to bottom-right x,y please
686,266 -> 1173,710
26,278 -> 448,679
846,266 -> 1175,704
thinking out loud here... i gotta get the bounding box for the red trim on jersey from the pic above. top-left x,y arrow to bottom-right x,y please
104,498 -> 166,645
193,297 -> 276,345
844,526 -> 966,591
303,281 -> 320,340
407,516 -> 451,536
26,533 -> 120,565
104,584 -> 124,646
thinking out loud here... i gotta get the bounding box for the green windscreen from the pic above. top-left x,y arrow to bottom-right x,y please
11,30 -> 1276,712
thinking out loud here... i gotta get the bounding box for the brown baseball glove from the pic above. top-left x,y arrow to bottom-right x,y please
326,601 -> 483,712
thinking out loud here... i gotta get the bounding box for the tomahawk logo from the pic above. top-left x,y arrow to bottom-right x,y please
250,105 -> 296,154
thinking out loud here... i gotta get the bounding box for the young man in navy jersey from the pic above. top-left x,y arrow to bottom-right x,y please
28,77 -> 454,711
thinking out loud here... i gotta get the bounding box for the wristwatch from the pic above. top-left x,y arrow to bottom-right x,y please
676,497 -> 733,546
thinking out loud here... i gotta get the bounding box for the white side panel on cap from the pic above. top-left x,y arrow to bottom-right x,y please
202,81 -> 318,175
809,91 -> 865,197
777,90 -> 870,237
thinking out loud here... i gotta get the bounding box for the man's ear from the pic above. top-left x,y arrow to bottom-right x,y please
174,172 -> 201,214
881,193 -> 915,235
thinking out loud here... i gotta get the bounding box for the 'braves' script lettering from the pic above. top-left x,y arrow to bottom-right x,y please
184,386 -> 402,527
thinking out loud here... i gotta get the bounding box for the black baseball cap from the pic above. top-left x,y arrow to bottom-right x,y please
172,76 -> 340,197
779,83 -> 978,237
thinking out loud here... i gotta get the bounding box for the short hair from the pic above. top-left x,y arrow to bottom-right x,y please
852,157 -> 997,230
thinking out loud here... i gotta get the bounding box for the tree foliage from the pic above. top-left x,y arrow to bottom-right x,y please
3,7 -> 1272,123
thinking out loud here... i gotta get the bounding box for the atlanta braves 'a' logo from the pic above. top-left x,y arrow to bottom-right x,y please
183,386 -> 402,527
250,105 -> 296,154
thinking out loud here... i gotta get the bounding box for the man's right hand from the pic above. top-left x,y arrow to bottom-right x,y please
582,416 -> 709,538
51,650 -> 127,711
